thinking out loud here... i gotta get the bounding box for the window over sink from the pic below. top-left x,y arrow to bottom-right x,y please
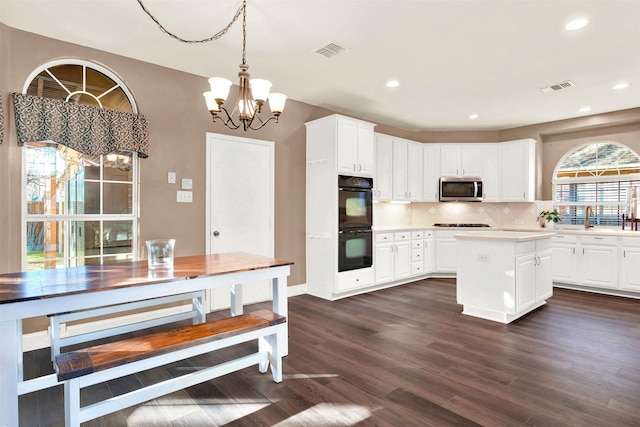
553,142 -> 640,227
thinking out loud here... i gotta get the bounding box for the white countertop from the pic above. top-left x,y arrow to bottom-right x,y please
455,230 -> 556,242
374,225 -> 640,237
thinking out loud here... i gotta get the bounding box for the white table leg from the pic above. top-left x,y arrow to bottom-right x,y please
272,275 -> 288,357
0,319 -> 20,427
230,283 -> 243,316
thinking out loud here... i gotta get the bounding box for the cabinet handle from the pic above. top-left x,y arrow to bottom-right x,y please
573,247 -> 575,254
353,163 -> 356,171
624,250 -> 626,258
462,169 -> 465,175
583,248 -> 585,255
408,192 -> 412,198
358,164 -> 362,172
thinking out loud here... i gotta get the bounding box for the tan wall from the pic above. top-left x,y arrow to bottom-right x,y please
1,23 -> 639,287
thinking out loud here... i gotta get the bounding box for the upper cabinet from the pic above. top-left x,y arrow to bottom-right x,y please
423,144 -> 441,202
337,117 -> 375,177
440,144 -> 484,177
392,138 -> 424,201
499,139 -> 536,202
374,134 -> 393,201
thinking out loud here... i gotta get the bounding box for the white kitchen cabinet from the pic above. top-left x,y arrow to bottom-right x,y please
392,138 -> 409,201
435,230 -> 460,273
407,141 -> 424,201
498,139 -> 536,202
305,115 -> 376,300
336,116 -> 375,177
457,232 -> 553,323
374,231 -> 413,284
551,234 -> 578,284
410,230 -> 425,276
374,133 -> 393,200
424,231 -> 435,273
482,144 -> 499,201
423,144 -> 441,201
580,235 -> 618,289
621,237 -> 640,292
440,144 -> 484,177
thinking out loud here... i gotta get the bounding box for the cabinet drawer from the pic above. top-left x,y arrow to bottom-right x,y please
411,262 -> 424,275
375,233 -> 393,243
394,232 -> 411,241
423,230 -> 433,238
336,268 -> 374,292
552,233 -> 577,244
621,236 -> 640,247
581,235 -> 617,246
411,240 -> 423,249
411,231 -> 424,240
411,249 -> 423,262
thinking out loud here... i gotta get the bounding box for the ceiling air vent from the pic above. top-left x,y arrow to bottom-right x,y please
315,42 -> 347,58
541,80 -> 576,93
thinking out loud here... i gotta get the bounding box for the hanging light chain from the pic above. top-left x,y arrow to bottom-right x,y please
136,0 -> 244,44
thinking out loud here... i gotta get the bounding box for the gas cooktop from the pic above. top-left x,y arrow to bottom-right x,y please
433,223 -> 491,228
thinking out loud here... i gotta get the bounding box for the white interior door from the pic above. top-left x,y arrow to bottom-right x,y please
206,133 -> 274,311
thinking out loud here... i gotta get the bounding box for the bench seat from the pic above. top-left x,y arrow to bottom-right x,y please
54,309 -> 286,426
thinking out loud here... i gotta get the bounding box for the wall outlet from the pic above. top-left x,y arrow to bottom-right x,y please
515,219 -> 524,225
478,254 -> 489,262
176,190 -> 192,203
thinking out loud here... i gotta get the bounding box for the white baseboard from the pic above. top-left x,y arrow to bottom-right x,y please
23,284 -> 309,352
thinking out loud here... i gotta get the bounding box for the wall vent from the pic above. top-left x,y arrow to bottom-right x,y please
541,80 -> 576,93
315,42 -> 347,58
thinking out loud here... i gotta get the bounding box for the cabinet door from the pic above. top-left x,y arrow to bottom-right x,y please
621,247 -> 640,292
424,238 -> 434,273
394,241 -> 411,280
423,144 -> 441,201
392,138 -> 408,200
515,254 -> 537,313
580,244 -> 618,289
435,237 -> 457,272
460,145 -> 484,176
407,141 -> 423,201
375,242 -> 394,283
536,249 -> 553,301
552,243 -> 578,283
357,124 -> 374,176
337,119 -> 358,175
483,144 -> 498,201
374,134 -> 393,200
440,145 -> 460,176
499,139 -> 535,202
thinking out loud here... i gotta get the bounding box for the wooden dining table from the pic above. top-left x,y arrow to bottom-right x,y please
0,252 -> 292,427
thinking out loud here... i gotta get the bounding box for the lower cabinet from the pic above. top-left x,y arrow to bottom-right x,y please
374,231 -> 411,283
579,235 -> 618,289
515,247 -> 552,313
336,267 -> 374,293
435,230 -> 460,273
621,237 -> 640,292
551,234 -> 578,283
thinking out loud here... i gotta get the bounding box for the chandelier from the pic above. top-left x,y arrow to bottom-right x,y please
137,0 -> 286,131
202,1 -> 286,131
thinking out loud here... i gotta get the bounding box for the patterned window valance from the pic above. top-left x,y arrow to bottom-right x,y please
0,93 -> 4,144
12,92 -> 149,157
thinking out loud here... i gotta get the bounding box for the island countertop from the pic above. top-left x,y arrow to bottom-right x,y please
455,230 -> 556,242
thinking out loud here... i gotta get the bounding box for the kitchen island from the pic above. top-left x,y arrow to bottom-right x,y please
456,231 -> 555,323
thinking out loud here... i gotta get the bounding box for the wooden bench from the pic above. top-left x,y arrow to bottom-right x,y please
54,309 -> 286,427
49,291 -> 206,362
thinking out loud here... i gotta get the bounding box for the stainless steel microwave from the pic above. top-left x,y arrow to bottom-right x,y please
439,177 -> 483,202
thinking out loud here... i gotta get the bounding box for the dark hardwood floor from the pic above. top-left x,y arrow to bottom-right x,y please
20,279 -> 640,426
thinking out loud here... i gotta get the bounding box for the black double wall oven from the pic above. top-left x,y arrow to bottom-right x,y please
338,175 -> 373,272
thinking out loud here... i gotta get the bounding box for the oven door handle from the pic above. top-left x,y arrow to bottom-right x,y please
338,228 -> 372,234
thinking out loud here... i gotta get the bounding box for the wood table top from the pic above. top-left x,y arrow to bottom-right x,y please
0,252 -> 293,305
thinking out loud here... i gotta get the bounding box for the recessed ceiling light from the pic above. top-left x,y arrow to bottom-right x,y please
612,82 -> 630,90
386,80 -> 400,88
468,114 -> 479,119
565,18 -> 589,31
579,107 -> 592,113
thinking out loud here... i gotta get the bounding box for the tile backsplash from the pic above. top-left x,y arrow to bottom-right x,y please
374,201 -> 544,228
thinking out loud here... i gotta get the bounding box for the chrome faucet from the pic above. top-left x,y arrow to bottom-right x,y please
585,206 -> 594,229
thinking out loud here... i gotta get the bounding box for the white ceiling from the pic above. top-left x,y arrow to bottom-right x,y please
1,0 -> 639,131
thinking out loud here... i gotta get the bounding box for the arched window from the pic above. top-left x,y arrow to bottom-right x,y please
553,142 -> 640,227
23,60 -> 139,270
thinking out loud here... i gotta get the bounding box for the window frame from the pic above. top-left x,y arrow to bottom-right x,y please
21,59 -> 140,270
552,141 -> 640,227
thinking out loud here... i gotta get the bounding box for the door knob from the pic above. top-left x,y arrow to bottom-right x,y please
213,230 -> 220,237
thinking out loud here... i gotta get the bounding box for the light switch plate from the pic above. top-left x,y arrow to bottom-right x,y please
176,190 -> 192,203
181,178 -> 193,190
168,172 -> 176,184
